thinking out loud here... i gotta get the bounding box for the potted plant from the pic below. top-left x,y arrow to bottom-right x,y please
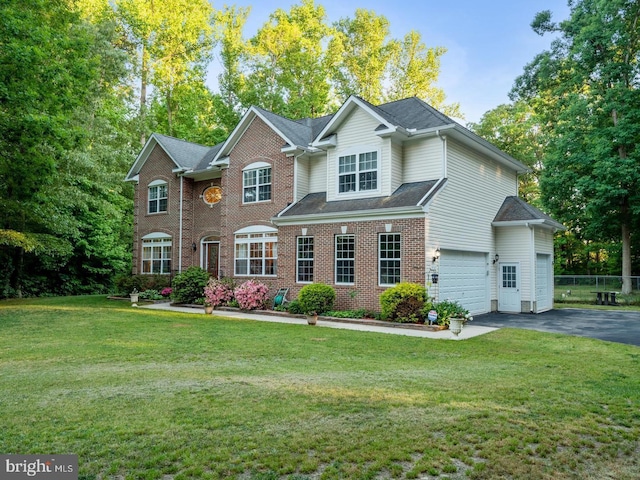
130,288 -> 139,304
448,304 -> 472,337
204,302 -> 214,314
306,311 -> 318,325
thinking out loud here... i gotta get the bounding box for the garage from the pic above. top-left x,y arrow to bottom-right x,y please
536,254 -> 552,312
439,250 -> 489,315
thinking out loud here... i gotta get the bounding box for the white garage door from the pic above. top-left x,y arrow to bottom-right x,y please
536,254 -> 552,312
439,250 -> 489,315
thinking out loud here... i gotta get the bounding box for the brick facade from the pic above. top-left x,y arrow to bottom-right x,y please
131,118 -> 428,312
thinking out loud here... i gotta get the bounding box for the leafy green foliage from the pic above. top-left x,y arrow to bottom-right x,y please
297,283 -> 336,315
114,274 -> 170,296
429,299 -> 470,326
513,0 -> 640,291
379,282 -> 427,323
171,267 -> 209,304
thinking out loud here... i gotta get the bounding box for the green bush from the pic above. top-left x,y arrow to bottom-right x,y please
171,267 -> 209,304
114,274 -> 170,296
431,299 -> 469,326
284,299 -> 304,315
380,282 -> 427,323
298,283 -> 336,315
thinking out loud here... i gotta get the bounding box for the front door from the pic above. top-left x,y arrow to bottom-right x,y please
499,263 -> 520,312
205,242 -> 220,278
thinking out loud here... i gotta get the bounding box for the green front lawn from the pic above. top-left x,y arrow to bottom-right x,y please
1,296 -> 639,479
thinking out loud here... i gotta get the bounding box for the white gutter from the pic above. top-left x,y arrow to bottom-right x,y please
436,130 -> 448,178
527,222 -> 535,313
417,178 -> 447,212
272,205 -> 425,226
178,174 -> 184,273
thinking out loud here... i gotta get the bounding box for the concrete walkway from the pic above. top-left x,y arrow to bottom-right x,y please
140,303 -> 497,340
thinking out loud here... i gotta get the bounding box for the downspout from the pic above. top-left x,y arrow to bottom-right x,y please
527,222 -> 535,313
436,130 -> 447,178
178,174 -> 184,273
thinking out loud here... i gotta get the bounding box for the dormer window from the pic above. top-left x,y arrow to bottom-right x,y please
243,162 -> 272,203
338,151 -> 378,194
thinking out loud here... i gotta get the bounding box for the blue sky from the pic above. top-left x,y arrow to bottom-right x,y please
207,0 -> 571,124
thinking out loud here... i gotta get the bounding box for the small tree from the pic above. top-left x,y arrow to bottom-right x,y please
298,283 -> 335,315
380,282 -> 427,323
171,267 -> 209,304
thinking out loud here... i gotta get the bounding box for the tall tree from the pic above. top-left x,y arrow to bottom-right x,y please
513,0 -> 640,293
387,30 -> 461,118
330,9 -> 395,104
212,5 -> 251,133
245,0 -> 336,118
0,0 -> 131,296
114,0 -> 215,143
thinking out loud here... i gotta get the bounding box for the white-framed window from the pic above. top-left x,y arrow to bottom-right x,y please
141,234 -> 171,274
335,235 -> 355,284
243,162 -> 272,203
234,227 -> 277,276
297,236 -> 314,283
338,150 -> 378,194
148,180 -> 168,214
379,233 -> 401,286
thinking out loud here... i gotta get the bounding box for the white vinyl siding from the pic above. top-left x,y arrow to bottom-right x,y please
390,141 -> 403,193
327,108 -> 386,201
495,228 -> 532,304
403,138 -> 443,183
308,155 -> 327,194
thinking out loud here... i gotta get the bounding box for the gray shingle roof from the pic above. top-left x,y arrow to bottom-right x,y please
279,180 -> 440,217
153,133 -> 211,169
494,196 -> 565,229
354,96 -> 458,131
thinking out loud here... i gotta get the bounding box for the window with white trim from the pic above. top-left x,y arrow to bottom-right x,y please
243,165 -> 272,203
338,151 -> 378,194
297,237 -> 314,283
235,231 -> 277,276
141,236 -> 172,274
379,233 -> 401,286
335,235 -> 355,284
148,181 -> 168,213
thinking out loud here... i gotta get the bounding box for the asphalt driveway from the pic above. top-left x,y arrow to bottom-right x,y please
473,308 -> 640,347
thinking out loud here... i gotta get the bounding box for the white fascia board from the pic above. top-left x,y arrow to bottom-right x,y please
417,178 -> 448,210
492,219 -> 564,231
125,135 -> 160,181
124,174 -> 139,183
272,206 -> 425,226
311,96 -> 396,147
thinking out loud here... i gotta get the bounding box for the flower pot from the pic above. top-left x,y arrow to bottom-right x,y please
307,315 -> 318,325
204,305 -> 214,314
130,293 -> 139,303
449,317 -> 464,337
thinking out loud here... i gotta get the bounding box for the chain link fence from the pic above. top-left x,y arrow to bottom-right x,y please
555,275 -> 640,304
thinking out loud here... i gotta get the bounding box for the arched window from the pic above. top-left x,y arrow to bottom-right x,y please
234,226 -> 277,276
141,233 -> 171,274
242,162 -> 271,203
148,179 -> 168,213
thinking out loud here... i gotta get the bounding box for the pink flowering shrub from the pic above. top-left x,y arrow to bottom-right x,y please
160,287 -> 173,298
234,279 -> 269,310
203,278 -> 235,308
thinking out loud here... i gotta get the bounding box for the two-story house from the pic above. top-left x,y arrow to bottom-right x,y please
125,96 -> 563,314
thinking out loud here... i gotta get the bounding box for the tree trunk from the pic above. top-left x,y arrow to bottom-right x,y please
140,45 -> 148,146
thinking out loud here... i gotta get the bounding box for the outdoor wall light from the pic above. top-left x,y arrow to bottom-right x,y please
493,254 -> 499,264
192,242 -> 197,252
432,247 -> 440,263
